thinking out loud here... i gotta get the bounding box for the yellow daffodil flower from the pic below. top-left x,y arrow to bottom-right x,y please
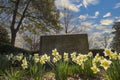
91,65 -> 100,74
100,59 -> 112,70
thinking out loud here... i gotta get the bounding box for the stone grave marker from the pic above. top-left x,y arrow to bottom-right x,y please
40,34 -> 89,54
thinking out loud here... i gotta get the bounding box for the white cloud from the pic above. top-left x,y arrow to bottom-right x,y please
81,21 -> 93,26
114,3 -> 120,9
103,12 -> 111,18
78,11 -> 99,20
82,0 -> 99,8
76,3 -> 83,8
80,21 -> 95,32
95,11 -> 99,17
90,11 -> 99,18
117,19 -> 120,22
115,16 -> 120,22
78,14 -> 88,20
55,0 -> 79,12
94,24 -> 105,30
100,19 -> 114,25
104,29 -> 112,33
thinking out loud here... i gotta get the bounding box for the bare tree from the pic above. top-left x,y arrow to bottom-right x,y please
61,8 -> 77,34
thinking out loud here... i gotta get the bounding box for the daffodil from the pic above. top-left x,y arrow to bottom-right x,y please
94,53 -> 102,62
53,57 -> 58,63
64,52 -> 69,62
72,57 -> 77,62
91,65 -> 100,74
104,49 -> 112,56
15,53 -> 23,61
34,53 -> 39,58
41,54 -> 50,62
109,52 -> 118,60
100,59 -> 112,70
76,59 -> 83,65
118,53 -> 120,60
21,57 -> 28,69
55,54 -> 62,60
82,55 -> 88,61
34,57 -> 39,63
88,52 -> 93,57
52,48 -> 59,56
40,59 -> 45,65
77,54 -> 88,62
71,52 -> 77,59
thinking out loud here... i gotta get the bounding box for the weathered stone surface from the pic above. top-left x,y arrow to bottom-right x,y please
40,34 -> 89,54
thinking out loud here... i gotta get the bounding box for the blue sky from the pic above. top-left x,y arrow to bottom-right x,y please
55,0 -> 120,35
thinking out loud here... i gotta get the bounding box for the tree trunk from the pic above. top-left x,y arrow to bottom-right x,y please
10,0 -> 31,46
11,31 -> 17,46
10,0 -> 20,46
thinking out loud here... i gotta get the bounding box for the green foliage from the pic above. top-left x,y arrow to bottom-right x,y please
0,54 -> 11,73
54,61 -> 69,80
3,49 -> 120,80
76,58 -> 98,78
68,64 -> 80,77
105,59 -> 120,80
111,22 -> 120,53
2,68 -> 26,80
0,44 -> 30,54
28,59 -> 45,80
0,26 -> 10,45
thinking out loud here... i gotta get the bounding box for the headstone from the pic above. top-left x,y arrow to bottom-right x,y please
40,34 -> 89,54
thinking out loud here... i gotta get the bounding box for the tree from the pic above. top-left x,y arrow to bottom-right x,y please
99,32 -> 111,48
0,0 -> 61,46
60,8 -> 77,34
22,32 -> 40,51
0,26 -> 10,45
111,22 -> 120,52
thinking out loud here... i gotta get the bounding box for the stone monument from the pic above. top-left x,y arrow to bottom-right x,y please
40,34 -> 89,54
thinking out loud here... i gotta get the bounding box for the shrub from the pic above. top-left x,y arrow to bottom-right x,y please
0,26 -> 10,45
0,44 -> 30,55
89,49 -> 104,56
89,49 -> 115,56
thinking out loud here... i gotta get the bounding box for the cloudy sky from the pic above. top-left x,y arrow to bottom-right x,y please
55,0 -> 120,35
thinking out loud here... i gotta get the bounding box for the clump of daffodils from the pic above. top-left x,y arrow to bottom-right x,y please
91,65 -> 100,74
40,54 -> 50,65
63,52 -> 69,62
52,49 -> 62,63
71,52 -> 77,62
34,53 -> 40,63
92,53 -> 104,66
109,52 -> 118,60
21,57 -> 28,69
6,53 -> 14,60
15,53 -> 23,61
75,53 -> 88,69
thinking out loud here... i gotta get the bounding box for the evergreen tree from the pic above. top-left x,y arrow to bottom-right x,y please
111,22 -> 120,52
0,26 -> 10,45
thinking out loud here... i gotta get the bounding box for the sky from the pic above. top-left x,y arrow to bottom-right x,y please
55,0 -> 120,35
15,0 -> 120,48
